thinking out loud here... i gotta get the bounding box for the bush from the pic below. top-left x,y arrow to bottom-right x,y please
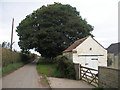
20,54 -> 30,64
54,55 -> 68,64
37,57 -> 55,64
1,48 -> 36,75
2,48 -> 22,66
54,55 -> 76,79
2,48 -> 35,67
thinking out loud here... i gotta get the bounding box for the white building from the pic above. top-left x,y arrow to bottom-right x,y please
63,36 -> 107,70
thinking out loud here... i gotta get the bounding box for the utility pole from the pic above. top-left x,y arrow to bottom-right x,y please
10,18 -> 14,50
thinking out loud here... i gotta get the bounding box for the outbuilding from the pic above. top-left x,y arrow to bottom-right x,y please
63,36 -> 107,70
107,42 -> 120,69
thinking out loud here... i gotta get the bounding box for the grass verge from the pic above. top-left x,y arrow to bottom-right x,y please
37,64 -> 58,77
36,58 -> 62,87
2,62 -> 24,75
37,58 -> 62,77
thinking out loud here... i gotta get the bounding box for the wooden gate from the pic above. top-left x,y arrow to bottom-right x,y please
79,65 -> 98,87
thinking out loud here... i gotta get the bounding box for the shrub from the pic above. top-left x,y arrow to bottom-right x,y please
1,48 -> 36,75
54,55 -> 76,79
54,55 -> 68,64
2,48 -> 35,67
2,48 -> 22,66
20,54 -> 30,64
38,57 -> 55,64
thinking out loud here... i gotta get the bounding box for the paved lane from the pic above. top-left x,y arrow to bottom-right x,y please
2,61 -> 41,88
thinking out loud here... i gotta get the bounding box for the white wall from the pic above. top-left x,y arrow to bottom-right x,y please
73,36 -> 107,69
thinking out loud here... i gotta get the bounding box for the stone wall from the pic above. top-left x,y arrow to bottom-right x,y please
98,66 -> 120,89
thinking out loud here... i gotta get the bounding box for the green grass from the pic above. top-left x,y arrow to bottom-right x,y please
37,63 -> 57,77
2,62 -> 24,75
37,58 -> 62,77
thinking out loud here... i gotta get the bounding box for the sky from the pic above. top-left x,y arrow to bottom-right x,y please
0,0 -> 119,55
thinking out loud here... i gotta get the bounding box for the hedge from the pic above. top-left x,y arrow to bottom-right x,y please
54,55 -> 76,79
2,48 -> 35,67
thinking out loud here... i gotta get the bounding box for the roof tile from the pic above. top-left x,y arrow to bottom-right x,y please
63,37 -> 88,52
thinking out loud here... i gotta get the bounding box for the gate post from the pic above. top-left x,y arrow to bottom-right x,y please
79,64 -> 82,80
74,63 -> 81,80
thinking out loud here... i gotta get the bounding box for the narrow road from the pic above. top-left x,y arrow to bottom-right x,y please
2,61 -> 41,88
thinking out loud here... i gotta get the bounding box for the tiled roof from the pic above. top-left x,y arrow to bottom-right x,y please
63,37 -> 88,53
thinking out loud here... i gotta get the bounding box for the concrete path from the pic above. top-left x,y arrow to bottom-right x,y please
48,77 -> 95,88
2,61 -> 41,88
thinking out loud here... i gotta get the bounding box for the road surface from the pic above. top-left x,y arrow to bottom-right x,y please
48,77 -> 95,88
2,61 -> 42,88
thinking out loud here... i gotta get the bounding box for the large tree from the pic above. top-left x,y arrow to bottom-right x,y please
16,3 -> 93,58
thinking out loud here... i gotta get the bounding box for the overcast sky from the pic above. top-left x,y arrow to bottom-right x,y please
0,0 -> 119,55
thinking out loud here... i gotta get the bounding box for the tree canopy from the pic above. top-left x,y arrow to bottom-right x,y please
16,3 -> 94,58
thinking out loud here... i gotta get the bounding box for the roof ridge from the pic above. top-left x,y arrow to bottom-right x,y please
111,42 -> 120,45
107,42 -> 120,49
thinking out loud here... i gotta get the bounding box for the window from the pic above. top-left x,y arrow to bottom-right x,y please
90,48 -> 92,50
91,58 -> 98,60
73,50 -> 77,53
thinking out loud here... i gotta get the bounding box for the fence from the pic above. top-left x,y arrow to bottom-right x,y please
74,64 -> 98,87
80,65 -> 98,86
74,63 -> 120,88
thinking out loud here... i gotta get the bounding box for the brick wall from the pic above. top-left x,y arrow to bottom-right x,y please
98,66 -> 120,88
